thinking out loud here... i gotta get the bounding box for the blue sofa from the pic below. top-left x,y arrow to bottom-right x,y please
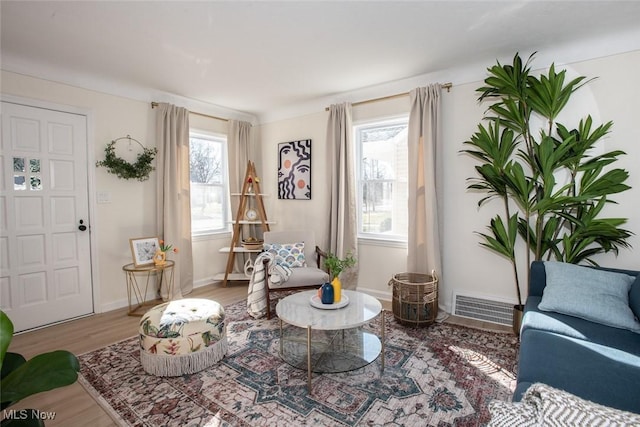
514,261 -> 640,414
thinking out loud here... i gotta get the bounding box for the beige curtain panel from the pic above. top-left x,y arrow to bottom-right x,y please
155,102 -> 193,299
227,120 -> 254,272
227,119 -> 254,199
407,85 -> 443,291
326,102 -> 359,289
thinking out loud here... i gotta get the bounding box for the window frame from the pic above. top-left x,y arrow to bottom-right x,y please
354,115 -> 409,244
189,129 -> 230,237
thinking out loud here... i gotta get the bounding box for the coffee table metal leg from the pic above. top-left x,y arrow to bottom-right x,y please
307,325 -> 312,393
279,319 -> 283,355
380,309 -> 385,373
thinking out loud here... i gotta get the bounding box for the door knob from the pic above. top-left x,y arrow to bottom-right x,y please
78,219 -> 87,231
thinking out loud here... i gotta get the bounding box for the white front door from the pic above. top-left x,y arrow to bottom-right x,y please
0,100 -> 93,332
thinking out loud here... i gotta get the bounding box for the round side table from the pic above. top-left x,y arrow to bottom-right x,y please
122,260 -> 175,316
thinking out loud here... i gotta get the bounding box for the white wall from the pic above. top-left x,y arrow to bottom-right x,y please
3,48 -> 638,314
258,97 -> 413,301
443,50 -> 640,312
1,71 -> 154,311
257,50 -> 640,311
1,71 -> 232,311
258,112 -> 332,248
350,96 -> 413,300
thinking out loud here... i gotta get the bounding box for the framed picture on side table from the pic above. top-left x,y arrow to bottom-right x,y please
129,237 -> 160,267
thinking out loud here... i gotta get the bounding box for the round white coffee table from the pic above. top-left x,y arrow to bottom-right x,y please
275,289 -> 385,393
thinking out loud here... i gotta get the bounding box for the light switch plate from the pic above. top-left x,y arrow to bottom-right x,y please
96,190 -> 111,204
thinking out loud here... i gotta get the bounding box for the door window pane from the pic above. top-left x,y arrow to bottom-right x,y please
14,157 -> 25,172
13,157 -> 42,191
29,158 -> 40,173
14,175 -> 26,190
30,176 -> 42,191
14,157 -> 26,190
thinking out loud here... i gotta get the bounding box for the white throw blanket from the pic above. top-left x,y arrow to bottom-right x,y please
246,252 -> 292,319
488,383 -> 640,426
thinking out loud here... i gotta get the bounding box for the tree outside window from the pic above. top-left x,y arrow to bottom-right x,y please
356,118 -> 408,241
189,132 -> 229,235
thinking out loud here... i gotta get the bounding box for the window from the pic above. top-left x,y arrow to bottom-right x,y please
355,117 -> 409,241
189,131 -> 229,235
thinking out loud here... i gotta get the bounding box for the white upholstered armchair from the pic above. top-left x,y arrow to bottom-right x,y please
261,230 -> 330,319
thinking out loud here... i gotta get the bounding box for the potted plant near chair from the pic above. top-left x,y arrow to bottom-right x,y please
462,52 -> 632,335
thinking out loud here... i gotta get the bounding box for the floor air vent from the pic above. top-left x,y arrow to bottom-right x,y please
453,294 -> 514,326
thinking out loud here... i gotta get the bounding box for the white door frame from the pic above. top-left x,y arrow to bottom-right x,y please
2,93 -> 101,317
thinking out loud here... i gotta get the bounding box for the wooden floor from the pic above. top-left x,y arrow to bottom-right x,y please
5,283 -> 510,426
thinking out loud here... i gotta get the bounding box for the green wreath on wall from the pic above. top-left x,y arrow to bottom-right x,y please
96,135 -> 157,181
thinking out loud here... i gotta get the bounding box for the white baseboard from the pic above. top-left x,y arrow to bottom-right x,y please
193,277 -> 220,288
355,286 -> 392,302
100,297 -> 138,313
99,278 -> 223,313
100,280 -> 389,313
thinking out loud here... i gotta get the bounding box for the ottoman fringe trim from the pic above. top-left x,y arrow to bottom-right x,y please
140,336 -> 228,376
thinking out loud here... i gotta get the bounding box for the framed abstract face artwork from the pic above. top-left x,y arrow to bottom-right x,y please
278,139 -> 311,199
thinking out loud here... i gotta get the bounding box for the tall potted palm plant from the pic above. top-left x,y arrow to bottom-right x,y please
462,53 -> 632,334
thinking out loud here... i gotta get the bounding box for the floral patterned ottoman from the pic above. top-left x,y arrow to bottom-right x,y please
139,298 -> 227,376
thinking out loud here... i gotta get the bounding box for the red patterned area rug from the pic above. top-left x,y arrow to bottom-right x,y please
78,299 -> 519,426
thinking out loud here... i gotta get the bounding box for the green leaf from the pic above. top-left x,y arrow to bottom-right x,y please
478,52 -> 534,102
1,352 -> 26,381
474,164 -> 507,196
561,234 -> 595,264
1,353 -> 27,410
527,64 -> 592,121
556,118 -> 615,173
503,162 -> 535,211
462,120 -> 520,168
487,98 -> 528,134
469,52 -> 632,291
0,311 -> 13,368
0,350 -> 80,406
323,251 -> 357,278
581,168 -> 630,197
478,214 -> 519,260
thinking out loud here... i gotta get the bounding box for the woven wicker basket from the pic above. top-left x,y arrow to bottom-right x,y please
389,271 -> 438,327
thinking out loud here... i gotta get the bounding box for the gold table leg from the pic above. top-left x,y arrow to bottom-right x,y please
380,309 -> 385,373
307,325 -> 312,394
279,319 -> 283,355
126,271 -> 150,316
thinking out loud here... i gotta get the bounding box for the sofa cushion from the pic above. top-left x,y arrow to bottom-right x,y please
516,326 -> 640,412
630,274 -> 640,321
263,230 -> 319,266
522,296 -> 640,354
539,261 -> 639,333
268,266 -> 329,289
519,295 -> 640,413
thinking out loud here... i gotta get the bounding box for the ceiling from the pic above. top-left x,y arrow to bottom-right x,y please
2,1 -> 640,122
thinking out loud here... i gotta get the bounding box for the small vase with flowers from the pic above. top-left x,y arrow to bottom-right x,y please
154,239 -> 178,266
